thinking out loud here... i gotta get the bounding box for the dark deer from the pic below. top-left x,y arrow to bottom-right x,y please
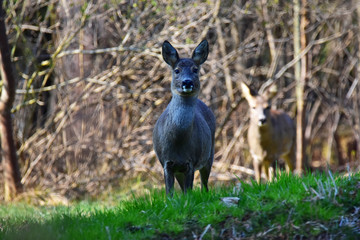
153,40 -> 215,195
240,81 -> 296,183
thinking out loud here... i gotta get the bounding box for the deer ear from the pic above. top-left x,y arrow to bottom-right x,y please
162,41 -> 179,68
240,81 -> 257,101
263,84 -> 277,100
192,40 -> 209,65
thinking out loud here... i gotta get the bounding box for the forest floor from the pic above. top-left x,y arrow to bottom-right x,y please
1,171 -> 360,239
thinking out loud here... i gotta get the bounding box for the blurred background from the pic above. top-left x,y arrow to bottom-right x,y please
1,0 -> 359,201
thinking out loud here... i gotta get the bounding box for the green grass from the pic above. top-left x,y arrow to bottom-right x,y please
1,172 -> 359,239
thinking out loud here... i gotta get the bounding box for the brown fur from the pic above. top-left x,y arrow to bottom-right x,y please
241,81 -> 296,183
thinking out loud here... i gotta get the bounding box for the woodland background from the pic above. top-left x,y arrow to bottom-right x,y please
1,0 -> 360,201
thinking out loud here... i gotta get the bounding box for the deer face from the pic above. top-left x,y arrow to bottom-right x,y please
162,40 -> 209,97
240,81 -> 277,127
248,95 -> 271,126
171,59 -> 200,96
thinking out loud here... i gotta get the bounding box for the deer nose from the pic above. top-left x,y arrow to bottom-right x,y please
259,117 -> 267,125
182,80 -> 194,92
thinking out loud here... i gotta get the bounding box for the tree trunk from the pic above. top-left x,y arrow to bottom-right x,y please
294,0 -> 307,175
0,0 -> 22,201
354,0 -> 360,165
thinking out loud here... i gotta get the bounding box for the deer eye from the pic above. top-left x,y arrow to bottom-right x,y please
193,68 -> 198,73
265,106 -> 270,110
174,69 -> 180,74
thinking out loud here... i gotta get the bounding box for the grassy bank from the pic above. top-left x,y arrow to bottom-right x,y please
1,172 -> 359,239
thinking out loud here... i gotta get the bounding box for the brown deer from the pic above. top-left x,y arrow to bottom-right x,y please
153,40 -> 216,195
240,81 -> 296,183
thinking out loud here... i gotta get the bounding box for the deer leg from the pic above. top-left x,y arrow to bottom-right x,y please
199,162 -> 212,191
287,141 -> 296,173
262,163 -> 269,182
268,164 -> 274,181
184,163 -> 194,193
283,151 -> 295,173
253,160 -> 261,183
164,162 -> 175,196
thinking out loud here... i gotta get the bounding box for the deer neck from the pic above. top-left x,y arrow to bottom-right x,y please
249,119 -> 272,138
168,94 -> 197,132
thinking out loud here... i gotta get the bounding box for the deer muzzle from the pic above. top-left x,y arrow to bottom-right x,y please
182,80 -> 194,93
259,117 -> 267,125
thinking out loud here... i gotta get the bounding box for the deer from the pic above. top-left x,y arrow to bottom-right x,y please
153,40 -> 216,196
240,81 -> 296,183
